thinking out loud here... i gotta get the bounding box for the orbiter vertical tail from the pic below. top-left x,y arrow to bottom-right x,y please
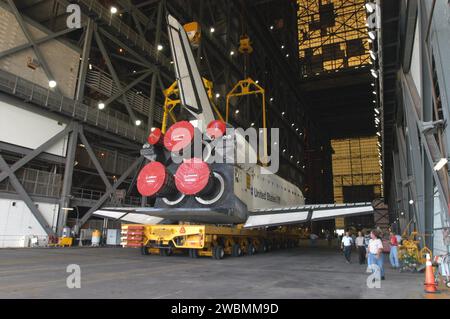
166,14 -> 216,131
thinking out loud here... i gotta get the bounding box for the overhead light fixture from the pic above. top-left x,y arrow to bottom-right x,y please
371,69 -> 379,78
433,158 -> 448,171
283,149 -> 286,153
369,50 -> 377,60
409,199 -> 414,205
291,123 -> 295,127
98,102 -> 105,110
270,25 -> 274,30
230,50 -> 235,56
89,64 -> 93,70
110,6 -> 118,14
365,2 -> 376,13
157,44 -> 163,51
210,27 -> 215,33
250,122 -> 255,127
215,93 -> 220,98
135,120 -> 142,126
48,80 -> 57,88
372,91 -> 377,95
235,109 -> 240,114
286,54 -> 289,58
376,131 -> 381,137
368,31 -> 376,40
281,45 -> 285,49
255,80 -> 259,84
374,108 -> 380,115
281,112 -> 285,116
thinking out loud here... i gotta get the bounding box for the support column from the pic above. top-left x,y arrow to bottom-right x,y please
75,18 -> 94,102
57,122 -> 79,235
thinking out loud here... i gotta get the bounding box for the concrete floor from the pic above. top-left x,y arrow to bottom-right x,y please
0,246 -> 438,299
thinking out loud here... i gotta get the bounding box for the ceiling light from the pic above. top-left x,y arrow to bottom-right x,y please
376,131 -> 381,137
409,199 -> 414,205
368,31 -> 376,40
135,120 -> 142,126
98,102 -> 105,110
250,122 -> 255,127
281,45 -> 285,49
371,83 -> 375,87
291,123 -> 295,127
48,80 -> 57,88
374,108 -> 380,114
215,93 -> 220,98
371,69 -> 379,78
434,158 -> 448,171
270,25 -> 274,30
110,6 -> 118,14
373,91 -> 377,95
210,27 -> 215,33
370,50 -> 377,60
235,109 -> 240,114
230,50 -> 235,56
286,54 -> 289,58
365,2 -> 376,13
157,44 -> 163,51
281,112 -> 285,116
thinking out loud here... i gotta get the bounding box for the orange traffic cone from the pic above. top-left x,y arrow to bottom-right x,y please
424,253 -> 438,293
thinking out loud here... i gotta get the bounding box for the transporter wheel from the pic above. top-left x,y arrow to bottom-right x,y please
213,245 -> 225,260
232,243 -> 242,257
189,249 -> 199,258
159,249 -> 170,256
247,243 -> 256,256
141,246 -> 150,255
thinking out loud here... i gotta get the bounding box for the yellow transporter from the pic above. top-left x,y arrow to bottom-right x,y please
121,224 -> 307,259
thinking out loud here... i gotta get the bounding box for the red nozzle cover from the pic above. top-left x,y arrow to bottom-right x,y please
164,121 -> 195,152
147,127 -> 163,145
174,158 -> 211,195
206,120 -> 227,139
137,161 -> 167,196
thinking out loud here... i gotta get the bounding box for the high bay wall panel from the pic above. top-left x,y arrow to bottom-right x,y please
297,0 -> 370,75
0,7 -> 80,98
0,199 -> 58,248
331,136 -> 382,203
0,101 -> 68,157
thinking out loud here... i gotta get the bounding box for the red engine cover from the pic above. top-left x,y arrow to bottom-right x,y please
137,161 -> 167,196
174,158 -> 211,195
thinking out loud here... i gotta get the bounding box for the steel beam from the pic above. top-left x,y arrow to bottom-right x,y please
78,128 -> 112,191
57,122 -> 79,235
94,28 -> 138,124
103,71 -> 153,106
0,155 -> 56,237
0,124 -> 73,183
0,27 -> 79,60
75,18 -> 94,102
6,0 -> 61,95
76,156 -> 144,231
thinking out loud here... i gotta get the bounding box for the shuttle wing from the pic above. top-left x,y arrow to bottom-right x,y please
244,202 -> 374,228
93,202 -> 373,228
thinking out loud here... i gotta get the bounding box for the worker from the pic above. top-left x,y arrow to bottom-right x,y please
367,230 -> 385,280
355,231 -> 366,265
309,233 -> 319,247
389,231 -> 400,269
341,231 -> 353,263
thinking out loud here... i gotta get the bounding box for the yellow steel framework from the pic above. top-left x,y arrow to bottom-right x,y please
331,136 -> 383,204
297,0 -> 370,75
161,78 -> 223,133
225,78 -> 268,162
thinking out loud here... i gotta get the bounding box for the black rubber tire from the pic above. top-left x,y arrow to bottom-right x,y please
189,248 -> 199,258
232,243 -> 242,257
141,246 -> 150,255
248,243 -> 256,256
213,245 -> 225,259
159,249 -> 169,256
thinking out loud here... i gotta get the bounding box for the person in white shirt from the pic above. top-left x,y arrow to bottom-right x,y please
367,230 -> 385,280
341,231 -> 353,263
355,231 -> 366,265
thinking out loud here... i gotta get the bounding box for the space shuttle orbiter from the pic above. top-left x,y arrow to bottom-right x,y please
93,15 -> 374,228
